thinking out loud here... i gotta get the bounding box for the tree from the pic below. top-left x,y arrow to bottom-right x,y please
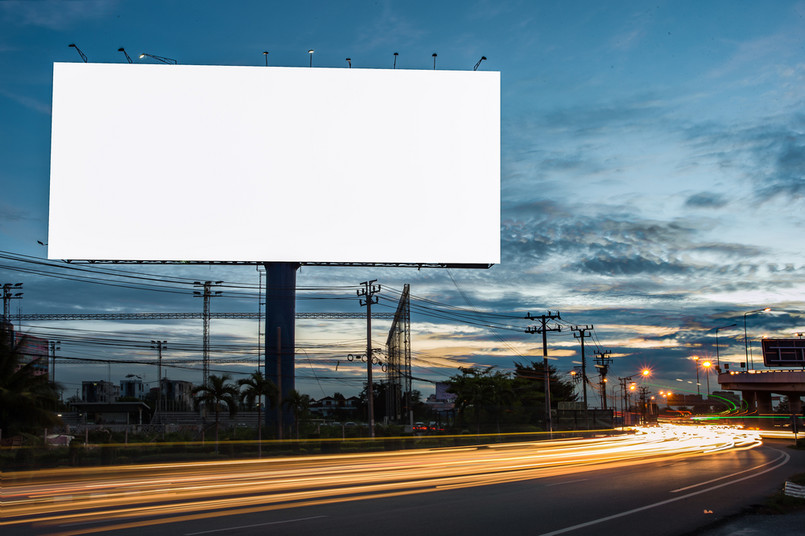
238,371 -> 277,453
0,336 -> 61,439
447,366 -> 511,434
192,374 -> 239,452
513,361 -> 577,429
283,389 -> 310,439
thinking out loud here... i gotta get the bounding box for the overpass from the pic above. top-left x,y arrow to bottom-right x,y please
718,369 -> 805,413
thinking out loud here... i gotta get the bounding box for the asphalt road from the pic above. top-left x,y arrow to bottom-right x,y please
4,427 -> 803,536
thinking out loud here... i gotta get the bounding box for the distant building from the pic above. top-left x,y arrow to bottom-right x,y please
162,379 -> 194,410
120,375 -> 145,399
82,380 -> 119,403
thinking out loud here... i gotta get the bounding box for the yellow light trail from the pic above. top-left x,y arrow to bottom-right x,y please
1,424 -> 761,536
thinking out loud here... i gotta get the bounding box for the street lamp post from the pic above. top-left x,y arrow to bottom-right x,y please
692,356 -> 700,396
139,53 -> 177,64
744,308 -> 771,370
702,360 -> 712,397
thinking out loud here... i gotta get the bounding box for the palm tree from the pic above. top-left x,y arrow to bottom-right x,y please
0,335 -> 61,440
283,389 -> 310,440
238,371 -> 277,455
192,374 -> 239,453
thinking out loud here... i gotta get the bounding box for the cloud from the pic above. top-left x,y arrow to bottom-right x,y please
0,203 -> 30,222
353,1 -> 425,50
574,253 -> 691,276
0,88 -> 51,115
685,192 -> 728,209
0,0 -> 119,30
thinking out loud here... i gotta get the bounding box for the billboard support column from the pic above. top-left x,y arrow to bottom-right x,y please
265,262 -> 299,438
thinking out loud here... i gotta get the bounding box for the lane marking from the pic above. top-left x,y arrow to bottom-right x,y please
184,515 -> 326,535
545,479 -> 589,487
537,448 -> 790,536
670,455 -> 786,493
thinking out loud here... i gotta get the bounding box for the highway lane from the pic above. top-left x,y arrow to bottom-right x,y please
2,425 -> 798,536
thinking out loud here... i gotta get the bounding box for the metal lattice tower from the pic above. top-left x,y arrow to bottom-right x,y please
385,284 -> 411,424
194,281 -> 222,386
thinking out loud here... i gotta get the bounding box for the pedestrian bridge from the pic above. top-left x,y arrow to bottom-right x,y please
718,369 -> 805,413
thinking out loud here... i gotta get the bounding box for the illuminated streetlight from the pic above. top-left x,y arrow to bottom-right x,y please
263,51 -> 269,66
692,356 -> 700,396
641,368 -> 651,377
702,360 -> 712,396
308,49 -> 314,67
139,53 -> 177,64
744,308 -> 771,370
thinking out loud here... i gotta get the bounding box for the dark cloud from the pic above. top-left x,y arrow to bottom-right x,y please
541,94 -> 668,136
756,137 -> 805,201
685,192 -> 728,209
573,253 -> 691,276
690,243 -> 765,258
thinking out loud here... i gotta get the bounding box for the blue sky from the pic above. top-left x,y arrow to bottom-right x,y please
1,0 -> 805,404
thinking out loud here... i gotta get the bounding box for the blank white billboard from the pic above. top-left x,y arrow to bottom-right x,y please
49,63 -> 499,264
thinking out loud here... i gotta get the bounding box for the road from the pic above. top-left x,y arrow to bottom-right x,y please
3,425 -> 801,536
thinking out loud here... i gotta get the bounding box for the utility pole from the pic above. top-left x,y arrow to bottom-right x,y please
594,350 -> 612,410
194,281 -> 222,386
49,340 -> 60,385
618,376 -> 633,427
570,325 -> 593,409
525,311 -> 561,434
358,280 -> 380,438
2,283 -> 23,344
151,340 -> 167,413
639,386 -> 650,425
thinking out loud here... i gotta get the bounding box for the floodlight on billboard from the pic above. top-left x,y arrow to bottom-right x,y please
49,63 -> 500,265
762,338 -> 805,367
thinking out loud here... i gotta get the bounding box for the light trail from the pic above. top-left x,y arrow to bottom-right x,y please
1,424 -> 761,536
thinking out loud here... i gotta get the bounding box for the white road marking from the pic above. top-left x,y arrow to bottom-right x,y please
537,449 -> 790,536
670,455 -> 787,493
545,478 -> 589,487
184,515 -> 326,535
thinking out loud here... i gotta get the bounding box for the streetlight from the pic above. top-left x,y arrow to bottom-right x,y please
744,308 -> 771,370
692,356 -> 700,396
263,51 -> 269,66
702,360 -> 712,396
308,49 -> 314,67
68,43 -> 87,63
139,53 -> 177,64
346,57 -> 351,68
714,323 -> 737,369
118,47 -> 133,63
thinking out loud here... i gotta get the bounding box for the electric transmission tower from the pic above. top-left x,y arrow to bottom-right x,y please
193,281 -> 222,386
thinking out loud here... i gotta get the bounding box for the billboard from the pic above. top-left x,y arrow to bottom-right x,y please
762,338 -> 805,367
49,63 -> 500,264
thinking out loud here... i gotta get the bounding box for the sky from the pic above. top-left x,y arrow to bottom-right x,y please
1,0 -> 805,406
